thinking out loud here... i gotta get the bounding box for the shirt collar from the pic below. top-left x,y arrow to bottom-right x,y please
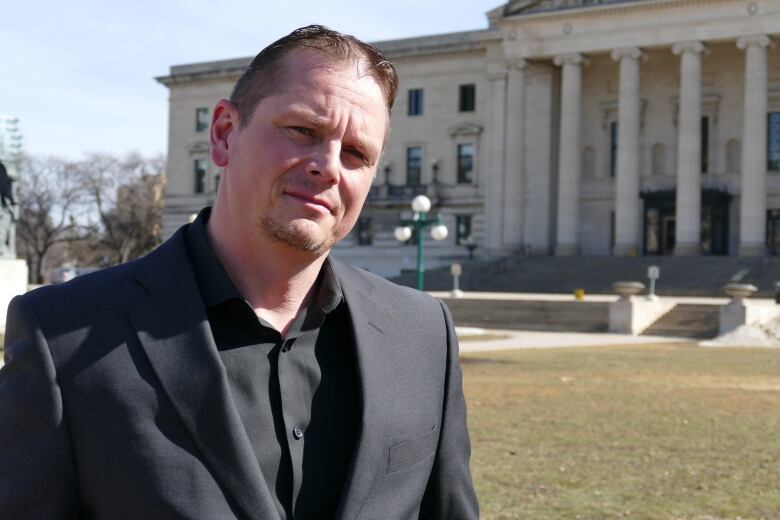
185,207 -> 242,308
185,206 -> 343,316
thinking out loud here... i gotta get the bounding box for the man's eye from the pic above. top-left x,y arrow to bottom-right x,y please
290,126 -> 314,137
344,148 -> 366,162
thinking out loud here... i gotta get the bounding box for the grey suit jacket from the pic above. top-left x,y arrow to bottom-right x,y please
0,226 -> 478,519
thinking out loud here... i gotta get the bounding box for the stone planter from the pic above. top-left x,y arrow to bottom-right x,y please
612,281 -> 645,298
723,283 -> 758,299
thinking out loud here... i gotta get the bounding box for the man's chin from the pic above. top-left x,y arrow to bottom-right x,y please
259,217 -> 336,254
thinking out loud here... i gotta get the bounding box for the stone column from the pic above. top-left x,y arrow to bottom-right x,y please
737,35 -> 771,256
484,64 -> 508,251
523,64 -> 556,254
672,41 -> 706,256
611,47 -> 644,256
503,60 -> 527,249
554,53 -> 584,256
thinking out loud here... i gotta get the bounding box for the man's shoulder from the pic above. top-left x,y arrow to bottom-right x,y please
22,228 -> 189,316
330,257 -> 447,322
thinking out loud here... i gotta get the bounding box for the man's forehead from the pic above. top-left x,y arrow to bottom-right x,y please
274,50 -> 384,101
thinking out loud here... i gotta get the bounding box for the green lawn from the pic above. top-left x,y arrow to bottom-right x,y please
463,343 -> 780,520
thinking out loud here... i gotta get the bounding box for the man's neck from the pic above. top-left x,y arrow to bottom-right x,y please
205,209 -> 328,336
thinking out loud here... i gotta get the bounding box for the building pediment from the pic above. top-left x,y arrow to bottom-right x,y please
448,122 -> 484,138
504,0 -> 641,17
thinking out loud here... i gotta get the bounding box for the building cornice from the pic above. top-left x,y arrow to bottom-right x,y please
156,30 -> 499,87
503,0 -> 741,23
374,29 -> 500,59
156,57 -> 251,87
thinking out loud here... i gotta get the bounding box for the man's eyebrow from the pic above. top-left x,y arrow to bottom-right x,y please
284,108 -> 381,159
285,110 -> 327,127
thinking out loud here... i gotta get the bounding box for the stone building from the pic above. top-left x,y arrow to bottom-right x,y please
157,0 -> 780,277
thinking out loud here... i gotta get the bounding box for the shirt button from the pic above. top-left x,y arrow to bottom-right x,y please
292,427 -> 304,440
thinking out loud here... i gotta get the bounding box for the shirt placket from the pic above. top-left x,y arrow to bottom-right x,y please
275,333 -> 317,517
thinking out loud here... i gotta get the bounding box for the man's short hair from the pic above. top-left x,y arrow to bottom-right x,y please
230,25 -> 398,128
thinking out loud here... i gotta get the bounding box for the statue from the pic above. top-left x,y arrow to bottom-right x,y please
0,160 -> 17,259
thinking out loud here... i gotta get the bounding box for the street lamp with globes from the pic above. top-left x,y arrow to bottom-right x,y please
395,194 -> 448,291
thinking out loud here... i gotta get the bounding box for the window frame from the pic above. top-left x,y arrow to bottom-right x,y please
408,89 -> 424,116
195,107 -> 209,132
457,143 -> 475,184
406,146 -> 423,186
455,215 -> 473,246
194,159 -> 207,194
458,84 -> 476,113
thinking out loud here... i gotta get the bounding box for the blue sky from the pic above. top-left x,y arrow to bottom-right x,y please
2,0 -> 501,160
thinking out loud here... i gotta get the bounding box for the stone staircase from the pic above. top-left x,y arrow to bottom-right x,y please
441,298 -> 609,333
393,255 -> 780,297
641,304 -> 720,339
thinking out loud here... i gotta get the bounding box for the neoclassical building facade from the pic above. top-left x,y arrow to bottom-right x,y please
158,0 -> 780,277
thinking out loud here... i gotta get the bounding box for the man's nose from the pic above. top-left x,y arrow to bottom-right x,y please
305,141 -> 341,184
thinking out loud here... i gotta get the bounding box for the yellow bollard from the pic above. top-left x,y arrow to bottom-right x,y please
574,288 -> 585,301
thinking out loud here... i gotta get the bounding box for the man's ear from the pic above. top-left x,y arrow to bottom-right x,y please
211,99 -> 239,167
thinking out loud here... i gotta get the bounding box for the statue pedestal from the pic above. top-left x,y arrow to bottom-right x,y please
0,259 -> 28,335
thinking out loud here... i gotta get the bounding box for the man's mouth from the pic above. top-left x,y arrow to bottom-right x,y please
284,190 -> 334,214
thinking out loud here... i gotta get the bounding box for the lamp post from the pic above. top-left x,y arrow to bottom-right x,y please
395,195 -> 448,291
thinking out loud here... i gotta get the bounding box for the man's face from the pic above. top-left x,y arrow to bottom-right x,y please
211,51 -> 387,255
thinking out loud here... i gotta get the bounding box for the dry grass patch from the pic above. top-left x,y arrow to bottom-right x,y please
463,343 -> 780,519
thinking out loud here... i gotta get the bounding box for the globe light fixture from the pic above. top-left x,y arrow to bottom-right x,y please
430,224 -> 448,241
394,226 -> 413,242
395,194 -> 448,290
411,194 -> 432,213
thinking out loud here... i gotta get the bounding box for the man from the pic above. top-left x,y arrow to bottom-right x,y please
0,26 -> 478,519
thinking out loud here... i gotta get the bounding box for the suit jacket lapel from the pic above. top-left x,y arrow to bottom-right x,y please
127,231 -> 280,520
332,260 -> 394,520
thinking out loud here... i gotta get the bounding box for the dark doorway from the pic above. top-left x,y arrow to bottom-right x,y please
768,209 -> 780,256
640,189 -> 731,255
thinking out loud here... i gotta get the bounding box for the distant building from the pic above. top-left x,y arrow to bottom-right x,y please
0,115 -> 23,165
157,0 -> 780,277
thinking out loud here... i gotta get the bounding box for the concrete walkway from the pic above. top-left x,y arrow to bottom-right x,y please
456,328 -> 692,352
430,290 -> 750,305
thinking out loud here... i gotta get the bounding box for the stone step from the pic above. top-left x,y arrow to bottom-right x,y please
393,256 -> 780,297
642,303 -> 720,339
441,298 -> 609,333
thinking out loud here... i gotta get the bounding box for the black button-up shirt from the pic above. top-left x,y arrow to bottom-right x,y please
184,208 -> 359,520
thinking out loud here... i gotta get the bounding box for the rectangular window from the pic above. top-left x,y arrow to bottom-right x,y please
194,159 -> 207,193
408,89 -> 424,116
768,112 -> 780,171
610,211 -> 615,249
610,121 -> 618,178
767,209 -> 780,255
457,143 -> 475,184
456,215 -> 472,246
195,108 -> 209,132
357,217 -> 373,246
701,116 -> 710,173
406,146 -> 422,186
459,84 -> 476,112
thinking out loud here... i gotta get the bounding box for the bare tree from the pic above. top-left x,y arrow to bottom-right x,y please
79,152 -> 165,266
15,155 -> 88,284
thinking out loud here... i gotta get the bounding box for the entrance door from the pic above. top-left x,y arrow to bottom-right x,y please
641,189 -> 731,255
662,215 -> 676,254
